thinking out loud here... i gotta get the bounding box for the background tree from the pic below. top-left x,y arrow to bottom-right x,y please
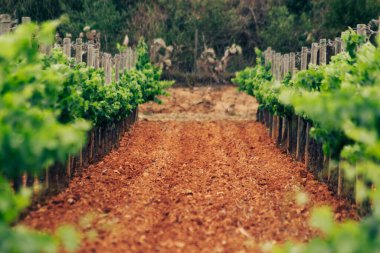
1,0 -> 380,74
60,0 -> 127,52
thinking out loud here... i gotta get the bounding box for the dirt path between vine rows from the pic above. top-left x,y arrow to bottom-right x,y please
23,86 -> 357,252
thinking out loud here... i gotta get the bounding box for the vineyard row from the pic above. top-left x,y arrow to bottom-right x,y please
234,19 -> 380,210
0,18 -> 172,199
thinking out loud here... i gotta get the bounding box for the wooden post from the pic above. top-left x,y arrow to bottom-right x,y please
275,53 -> 282,80
280,54 -> 284,79
268,112 -> 273,136
310,43 -> 319,66
326,150 -> 332,181
304,123 -> 311,170
286,117 -> 291,154
124,51 -> 127,69
44,166 -> 49,190
121,52 -> 126,72
87,43 -> 94,67
108,54 -> 113,83
277,116 -> 282,144
129,49 -> 133,69
79,146 -> 83,168
271,115 -> 275,139
304,44 -> 319,166
54,33 -> 61,49
125,48 -> 131,70
132,50 -> 137,67
340,32 -> 347,52
129,48 -> 134,69
301,47 -> 308,70
127,48 -> 132,69
115,54 -> 121,83
265,47 -> 272,66
283,54 -> 289,76
21,17 -> 31,23
273,53 -> 278,79
291,115 -> 298,155
281,117 -> 286,146
264,48 -> 267,65
270,50 -> 276,75
295,47 -> 308,160
94,48 -> 100,68
357,24 -> 367,37
319,39 -> 327,65
124,51 -> 128,69
274,53 -> 279,80
278,54 -> 283,79
289,52 -> 296,75
334,38 -> 342,54
63,37 -> 71,59
0,14 -> 13,35
75,38 -> 83,63
66,155 -> 71,178
337,162 -> 342,197
101,52 -> 106,68
272,115 -> 277,140
296,117 -> 304,161
105,53 -> 112,85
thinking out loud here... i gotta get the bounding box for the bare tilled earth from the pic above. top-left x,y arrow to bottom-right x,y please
140,86 -> 258,121
23,86 -> 357,253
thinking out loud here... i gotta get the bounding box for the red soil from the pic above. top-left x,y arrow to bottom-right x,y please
22,86 -> 357,252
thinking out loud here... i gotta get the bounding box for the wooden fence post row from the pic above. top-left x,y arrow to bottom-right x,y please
0,15 -> 138,85
60,40 -> 137,84
260,23 -> 370,202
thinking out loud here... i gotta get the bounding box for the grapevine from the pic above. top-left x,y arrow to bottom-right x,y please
0,21 -> 173,253
233,29 -> 380,253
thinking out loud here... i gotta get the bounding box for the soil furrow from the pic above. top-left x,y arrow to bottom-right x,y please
22,86 -> 357,253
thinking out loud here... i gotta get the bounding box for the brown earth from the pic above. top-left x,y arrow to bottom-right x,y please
139,86 -> 258,121
22,86 -> 357,253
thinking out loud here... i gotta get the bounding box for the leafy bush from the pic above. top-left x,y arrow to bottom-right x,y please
126,38 -> 173,104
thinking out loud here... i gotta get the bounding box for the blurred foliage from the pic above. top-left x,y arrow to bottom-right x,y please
0,21 -> 86,253
258,5 -> 312,53
2,0 -> 379,72
0,21 -> 90,180
0,177 -> 82,253
316,0 -> 380,38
